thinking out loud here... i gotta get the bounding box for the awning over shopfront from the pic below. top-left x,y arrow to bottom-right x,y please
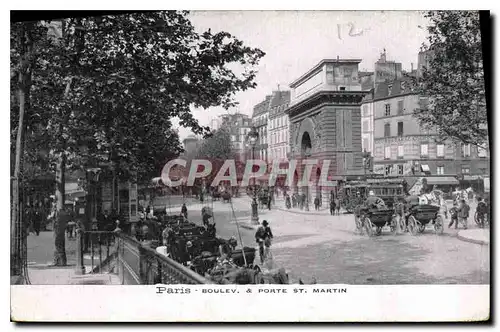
421,164 -> 430,172
426,177 -> 459,186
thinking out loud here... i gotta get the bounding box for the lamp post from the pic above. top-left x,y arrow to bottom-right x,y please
247,126 -> 259,225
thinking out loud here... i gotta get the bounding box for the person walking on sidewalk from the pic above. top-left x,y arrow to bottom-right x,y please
267,194 -> 272,211
458,199 -> 470,230
33,207 -> 42,236
314,196 -> 320,211
335,197 -> 341,216
329,198 -> 336,215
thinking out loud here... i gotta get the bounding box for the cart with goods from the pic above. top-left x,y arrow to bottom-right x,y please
405,202 -> 443,235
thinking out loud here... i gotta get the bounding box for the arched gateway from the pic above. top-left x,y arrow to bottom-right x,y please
286,58 -> 368,207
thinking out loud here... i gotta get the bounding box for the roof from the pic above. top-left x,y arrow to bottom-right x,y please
425,177 -> 459,186
373,78 -> 416,101
289,58 -> 363,88
269,90 -> 291,108
252,95 -> 272,117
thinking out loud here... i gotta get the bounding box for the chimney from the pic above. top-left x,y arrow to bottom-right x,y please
411,63 -> 414,72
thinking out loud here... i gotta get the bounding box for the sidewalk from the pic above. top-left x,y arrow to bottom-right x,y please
22,231 -> 121,285
457,228 -> 490,246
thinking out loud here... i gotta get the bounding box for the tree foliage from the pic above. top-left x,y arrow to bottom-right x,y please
415,11 -> 488,147
11,11 -> 265,184
196,128 -> 235,160
10,11 -> 265,265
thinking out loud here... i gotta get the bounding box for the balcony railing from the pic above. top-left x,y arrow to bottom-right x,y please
78,231 -> 210,285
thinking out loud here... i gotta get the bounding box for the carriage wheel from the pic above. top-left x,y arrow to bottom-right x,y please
375,226 -> 383,236
355,215 -> 363,231
418,223 -> 426,233
407,216 -> 418,236
364,217 -> 374,237
474,211 -> 484,227
434,215 -> 444,234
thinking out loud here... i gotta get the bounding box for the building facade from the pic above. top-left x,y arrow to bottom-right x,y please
268,90 -> 291,163
361,89 -> 375,154
252,96 -> 271,162
374,51 -> 402,88
286,58 -> 367,204
371,79 -> 490,190
219,113 -> 252,160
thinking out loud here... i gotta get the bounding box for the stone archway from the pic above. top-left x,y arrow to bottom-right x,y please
301,132 -> 312,157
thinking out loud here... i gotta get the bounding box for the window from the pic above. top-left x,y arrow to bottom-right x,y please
398,164 -> 404,175
437,144 -> 445,158
397,145 -> 404,158
363,138 -> 370,151
362,120 -> 369,132
384,146 -> 391,159
461,166 -> 471,174
420,143 -> 428,157
384,123 -> 391,137
437,166 -> 444,175
385,104 -> 391,116
478,144 -> 487,158
397,122 -> 404,136
462,143 -> 471,157
397,100 -> 404,114
363,105 -> 369,117
384,165 -> 392,176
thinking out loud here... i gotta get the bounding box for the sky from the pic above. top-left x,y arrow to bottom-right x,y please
174,11 -> 430,140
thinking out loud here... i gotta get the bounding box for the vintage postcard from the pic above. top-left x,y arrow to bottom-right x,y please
10,9 -> 490,322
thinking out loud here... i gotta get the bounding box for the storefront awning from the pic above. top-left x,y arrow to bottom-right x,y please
421,165 -> 430,172
426,177 -> 459,186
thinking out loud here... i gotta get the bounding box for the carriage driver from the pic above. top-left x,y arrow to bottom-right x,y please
364,191 -> 386,209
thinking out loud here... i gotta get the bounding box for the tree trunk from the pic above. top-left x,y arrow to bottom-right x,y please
53,152 -> 67,266
11,22 -> 34,277
52,76 -> 73,266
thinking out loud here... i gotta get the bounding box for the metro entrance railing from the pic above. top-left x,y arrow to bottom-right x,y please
76,230 -> 210,284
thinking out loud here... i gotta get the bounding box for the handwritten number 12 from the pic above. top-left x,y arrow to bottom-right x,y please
337,23 -> 364,40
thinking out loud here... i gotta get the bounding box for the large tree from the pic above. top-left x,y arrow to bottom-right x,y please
11,12 -> 265,265
415,11 -> 488,147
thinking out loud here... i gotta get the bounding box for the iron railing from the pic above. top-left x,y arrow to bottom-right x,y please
79,231 -> 210,285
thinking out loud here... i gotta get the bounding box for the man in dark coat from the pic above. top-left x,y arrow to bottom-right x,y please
33,207 -> 43,236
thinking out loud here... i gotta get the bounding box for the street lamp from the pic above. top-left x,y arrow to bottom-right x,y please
247,126 -> 260,225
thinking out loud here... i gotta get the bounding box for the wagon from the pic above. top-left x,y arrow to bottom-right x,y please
406,204 -> 443,235
362,207 -> 398,236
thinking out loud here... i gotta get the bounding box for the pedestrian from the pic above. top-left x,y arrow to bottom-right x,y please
181,203 -> 188,219
314,197 -> 320,211
458,199 -> 470,230
476,196 -> 488,227
285,194 -> 291,209
267,194 -> 272,211
329,199 -> 335,215
335,197 -> 341,215
292,194 -> 297,208
319,193 -> 322,208
448,201 -> 459,229
25,205 -> 34,235
33,207 -> 42,236
255,220 -> 273,264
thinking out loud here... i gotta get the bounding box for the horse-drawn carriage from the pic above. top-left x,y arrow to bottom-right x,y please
354,197 -> 399,236
402,195 -> 444,235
